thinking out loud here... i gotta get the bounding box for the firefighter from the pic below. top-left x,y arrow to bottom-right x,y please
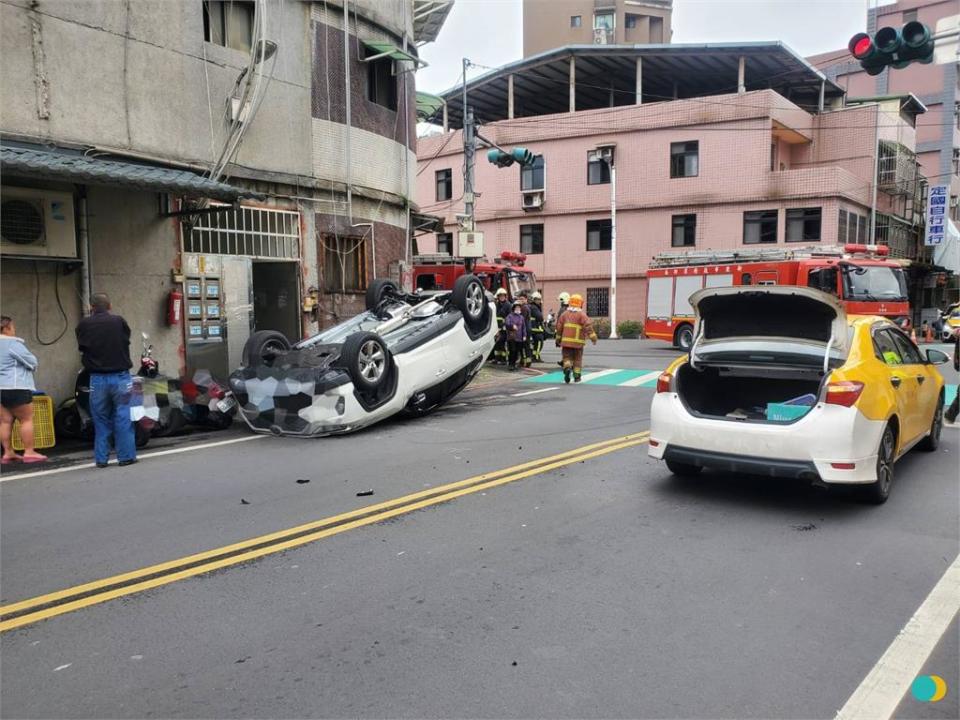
492,287 -> 510,365
517,293 -> 533,368
555,292 -> 571,367
529,291 -> 545,362
555,293 -> 597,383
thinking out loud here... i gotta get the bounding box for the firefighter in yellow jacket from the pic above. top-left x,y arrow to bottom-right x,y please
555,293 -> 597,383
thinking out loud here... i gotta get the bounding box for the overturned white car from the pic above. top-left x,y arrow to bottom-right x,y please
229,275 -> 496,437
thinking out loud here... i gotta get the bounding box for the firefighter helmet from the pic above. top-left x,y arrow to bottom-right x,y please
569,293 -> 584,309
495,287 -> 508,296
531,291 -> 542,300
558,292 -> 570,304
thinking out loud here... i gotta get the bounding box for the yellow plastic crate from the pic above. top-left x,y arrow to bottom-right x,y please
12,394 -> 56,451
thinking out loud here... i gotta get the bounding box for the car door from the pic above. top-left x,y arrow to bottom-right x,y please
886,328 -> 939,442
871,328 -> 918,445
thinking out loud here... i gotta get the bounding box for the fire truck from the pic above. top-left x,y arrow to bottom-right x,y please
412,251 -> 538,300
644,244 -> 911,350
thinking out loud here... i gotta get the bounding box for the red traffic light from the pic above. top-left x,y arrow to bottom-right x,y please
849,32 -> 875,59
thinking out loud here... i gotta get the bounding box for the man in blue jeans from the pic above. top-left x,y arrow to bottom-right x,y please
75,293 -> 137,468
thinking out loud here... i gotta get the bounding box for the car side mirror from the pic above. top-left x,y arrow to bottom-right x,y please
925,348 -> 949,365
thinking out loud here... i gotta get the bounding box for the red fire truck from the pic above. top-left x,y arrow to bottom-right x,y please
644,244 -> 911,350
412,251 -> 538,300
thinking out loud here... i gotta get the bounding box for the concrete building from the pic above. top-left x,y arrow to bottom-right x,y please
0,0 -> 451,402
416,43 -> 935,325
523,0 -> 672,57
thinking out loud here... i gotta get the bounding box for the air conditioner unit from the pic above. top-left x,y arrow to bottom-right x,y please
0,187 -> 77,259
593,28 -> 610,45
522,190 -> 544,211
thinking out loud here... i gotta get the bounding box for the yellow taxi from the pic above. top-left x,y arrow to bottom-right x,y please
649,287 -> 949,504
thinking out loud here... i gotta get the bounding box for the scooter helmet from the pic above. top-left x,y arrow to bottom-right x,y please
558,292 -> 570,304
569,294 -> 584,309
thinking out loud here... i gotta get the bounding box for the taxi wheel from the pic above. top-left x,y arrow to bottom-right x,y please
860,424 -> 895,505
666,459 -> 702,477
918,395 -> 943,452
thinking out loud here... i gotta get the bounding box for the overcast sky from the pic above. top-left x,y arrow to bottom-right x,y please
417,0 -> 884,94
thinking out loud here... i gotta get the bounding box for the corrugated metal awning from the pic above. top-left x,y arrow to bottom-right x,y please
362,41 -> 427,68
1,144 -> 253,202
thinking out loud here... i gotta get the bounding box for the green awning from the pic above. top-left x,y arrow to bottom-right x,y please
416,91 -> 445,120
362,41 -> 427,68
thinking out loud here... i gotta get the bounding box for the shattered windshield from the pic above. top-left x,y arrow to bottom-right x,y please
842,266 -> 908,302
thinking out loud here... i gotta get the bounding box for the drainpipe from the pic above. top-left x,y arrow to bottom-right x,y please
78,189 -> 92,312
343,0 -> 353,222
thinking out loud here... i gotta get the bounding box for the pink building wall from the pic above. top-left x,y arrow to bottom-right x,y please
416,90 -> 916,322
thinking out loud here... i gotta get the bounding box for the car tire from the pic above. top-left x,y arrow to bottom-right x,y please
54,405 -> 82,439
366,278 -> 400,312
918,395 -> 944,452
674,324 -> 694,351
242,330 -> 291,367
206,411 -> 234,430
452,274 -> 489,332
340,332 -> 391,392
860,423 -> 895,505
666,459 -> 702,476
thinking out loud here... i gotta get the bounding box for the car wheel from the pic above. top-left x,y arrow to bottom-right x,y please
340,332 -> 390,392
242,330 -> 291,367
54,406 -> 82,439
206,411 -> 234,430
674,325 -> 694,351
918,395 -> 944,452
860,423 -> 895,504
366,278 -> 400,312
452,274 -> 489,331
666,459 -> 702,476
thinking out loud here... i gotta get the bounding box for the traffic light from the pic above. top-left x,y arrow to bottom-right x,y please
848,22 -> 935,75
486,147 -> 536,168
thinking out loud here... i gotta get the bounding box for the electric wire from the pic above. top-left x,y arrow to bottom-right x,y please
33,262 -> 69,347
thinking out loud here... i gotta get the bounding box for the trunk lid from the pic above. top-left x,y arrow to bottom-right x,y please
689,286 -> 849,371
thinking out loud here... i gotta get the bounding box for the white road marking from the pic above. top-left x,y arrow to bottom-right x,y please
579,369 -> 623,383
835,553 -> 960,720
0,434 -> 265,483
511,387 -> 559,398
618,370 -> 663,388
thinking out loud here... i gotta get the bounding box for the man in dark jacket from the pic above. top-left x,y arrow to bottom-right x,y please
76,293 -> 137,467
492,287 -> 511,364
529,291 -> 545,362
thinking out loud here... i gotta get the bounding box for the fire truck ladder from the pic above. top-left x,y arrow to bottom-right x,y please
648,245 -> 857,268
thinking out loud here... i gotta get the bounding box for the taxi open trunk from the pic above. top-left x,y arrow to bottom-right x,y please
675,287 -> 849,423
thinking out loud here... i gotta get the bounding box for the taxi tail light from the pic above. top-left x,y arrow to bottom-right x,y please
825,381 -> 864,407
656,372 -> 673,393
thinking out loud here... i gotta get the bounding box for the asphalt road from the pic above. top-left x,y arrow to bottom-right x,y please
1,343 -> 957,719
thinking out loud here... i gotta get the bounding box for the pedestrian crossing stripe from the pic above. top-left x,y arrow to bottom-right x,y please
523,368 -> 960,403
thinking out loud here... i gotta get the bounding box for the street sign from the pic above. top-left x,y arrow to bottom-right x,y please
925,184 -> 949,246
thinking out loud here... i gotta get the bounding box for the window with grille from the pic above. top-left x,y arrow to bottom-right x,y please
520,224 -> 544,255
186,205 -> 300,258
587,151 -> 610,185
670,141 -> 699,178
671,214 -> 696,247
786,207 -> 821,242
203,1 -> 253,53
436,232 -> 453,255
520,155 -> 545,191
586,287 -> 609,317
322,235 -> 367,292
586,219 -> 612,251
743,210 -> 777,244
435,169 -> 452,201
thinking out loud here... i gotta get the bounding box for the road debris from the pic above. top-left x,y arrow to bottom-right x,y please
357,489 -> 374,497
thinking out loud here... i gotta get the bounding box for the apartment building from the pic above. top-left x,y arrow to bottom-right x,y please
416,44 -> 929,324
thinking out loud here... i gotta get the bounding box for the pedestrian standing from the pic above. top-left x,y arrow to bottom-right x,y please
75,293 -> 137,468
518,293 -> 533,368
492,287 -> 510,365
555,293 -> 597,383
504,302 -> 528,371
945,330 -> 959,424
0,316 -> 47,464
529,291 -> 545,362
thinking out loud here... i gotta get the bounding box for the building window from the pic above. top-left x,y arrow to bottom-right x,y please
436,232 -> 453,255
743,210 -> 778,244
570,15 -> 582,27
586,219 -> 612,251
366,50 -> 397,110
903,9 -> 918,22
520,224 -> 544,255
323,235 -> 367,292
435,169 -> 452,201
670,141 -> 699,178
625,14 -> 638,29
838,209 -> 848,242
203,0 -> 254,53
586,287 -> 609,317
785,207 -> 822,242
520,155 -> 545,191
587,150 -> 610,185
671,214 -> 696,247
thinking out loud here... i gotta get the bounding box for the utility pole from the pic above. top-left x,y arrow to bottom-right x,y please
609,152 -> 617,338
462,57 -> 477,271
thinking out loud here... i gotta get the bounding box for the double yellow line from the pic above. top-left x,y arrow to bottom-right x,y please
0,431 -> 648,632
